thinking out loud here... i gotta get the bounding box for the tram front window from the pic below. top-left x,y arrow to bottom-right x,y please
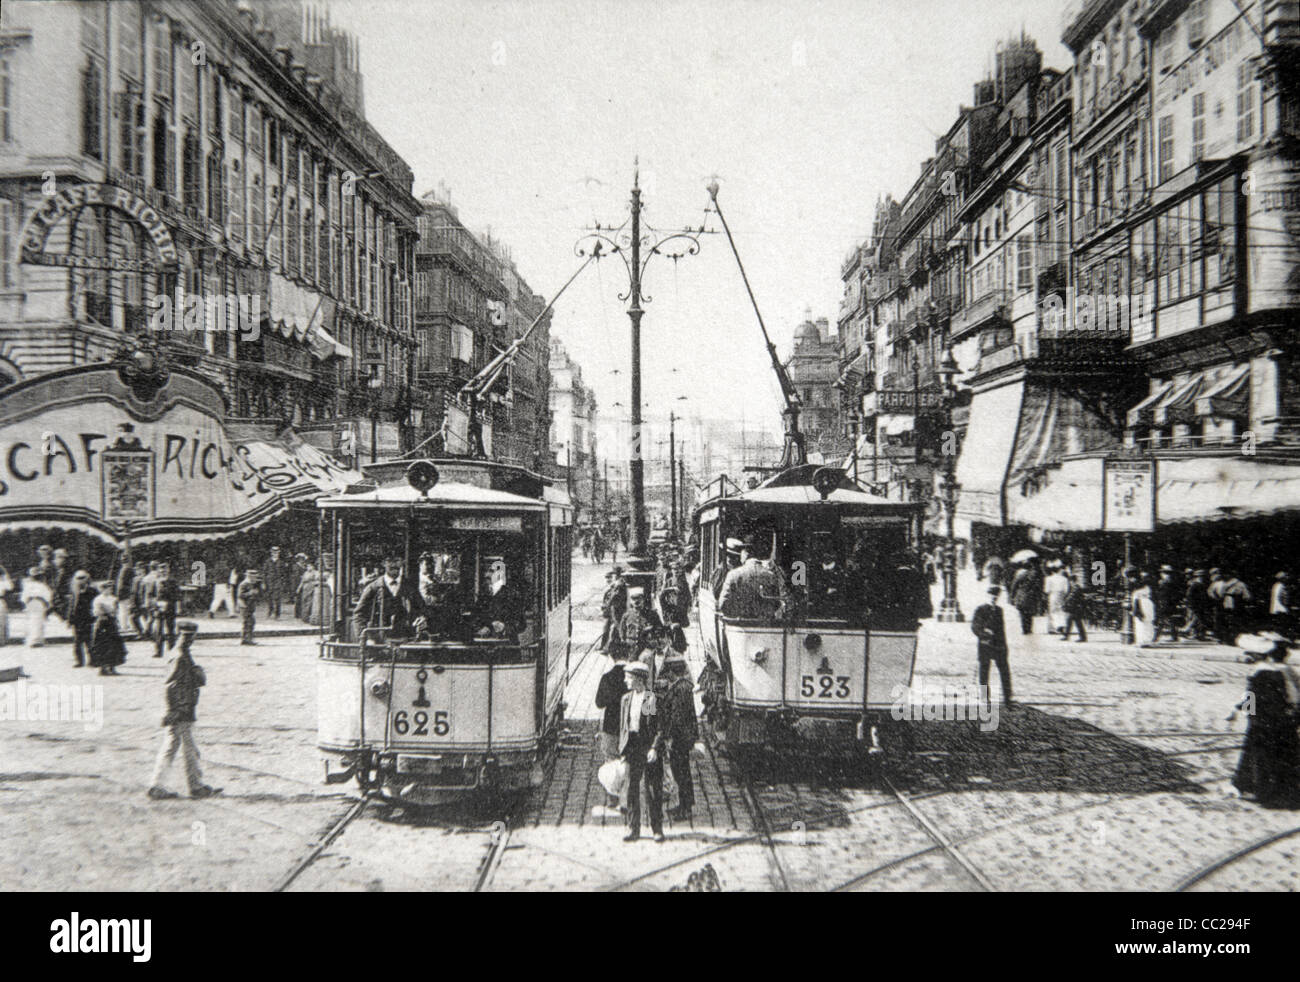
343,518 -> 537,643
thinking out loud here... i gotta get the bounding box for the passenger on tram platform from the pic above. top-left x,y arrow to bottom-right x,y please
717,541 -> 787,620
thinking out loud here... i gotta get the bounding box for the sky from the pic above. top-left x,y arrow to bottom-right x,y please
324,0 -> 1075,432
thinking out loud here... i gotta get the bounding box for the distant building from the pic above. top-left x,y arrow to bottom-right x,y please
784,312 -> 848,461
548,338 -> 597,515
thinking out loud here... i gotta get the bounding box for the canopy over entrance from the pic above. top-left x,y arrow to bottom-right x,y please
0,362 -> 361,545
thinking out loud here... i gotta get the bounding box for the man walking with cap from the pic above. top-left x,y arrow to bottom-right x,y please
238,569 -> 263,645
660,653 -> 698,822
147,620 -> 221,800
1155,565 -> 1183,642
67,570 -> 95,668
971,585 -> 1012,707
1183,569 -> 1210,641
619,660 -> 663,842
594,646 -> 628,811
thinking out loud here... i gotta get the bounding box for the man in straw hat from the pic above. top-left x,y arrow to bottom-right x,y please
147,620 -> 221,800
618,660 -> 663,842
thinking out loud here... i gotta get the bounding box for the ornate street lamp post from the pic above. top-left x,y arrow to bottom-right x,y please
935,346 -> 964,622
576,164 -> 709,580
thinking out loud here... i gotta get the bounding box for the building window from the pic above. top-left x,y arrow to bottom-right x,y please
152,109 -> 171,192
1157,115 -> 1174,183
1237,62 -> 1255,142
152,19 -> 172,98
180,59 -> 197,122
1191,93 -> 1206,162
81,1 -> 106,53
1016,235 -> 1033,293
0,198 -> 17,290
81,62 -> 102,159
205,68 -> 221,139
206,151 -> 223,221
182,130 -> 201,209
119,90 -> 145,177
117,1 -> 141,81
1157,26 -> 1174,74
226,85 -> 242,144
267,117 -> 279,167
227,160 -> 243,241
247,103 -> 262,154
250,173 -> 264,247
1187,0 -> 1207,48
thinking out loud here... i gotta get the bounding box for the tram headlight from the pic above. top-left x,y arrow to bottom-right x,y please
369,679 -> 391,699
750,648 -> 769,665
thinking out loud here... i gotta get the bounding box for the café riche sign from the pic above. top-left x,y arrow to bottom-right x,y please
0,364 -> 361,545
20,182 -> 179,270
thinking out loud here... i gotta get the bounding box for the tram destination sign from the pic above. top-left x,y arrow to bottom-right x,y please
450,515 -> 524,532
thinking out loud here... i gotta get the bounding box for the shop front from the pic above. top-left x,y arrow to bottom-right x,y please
0,359 -> 361,597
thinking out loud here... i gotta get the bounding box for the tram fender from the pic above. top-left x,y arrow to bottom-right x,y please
323,759 -> 358,785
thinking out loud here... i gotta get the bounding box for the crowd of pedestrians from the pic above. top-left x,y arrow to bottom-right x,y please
594,541 -> 700,842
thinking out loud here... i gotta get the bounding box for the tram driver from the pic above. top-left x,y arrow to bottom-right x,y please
351,554 -> 428,641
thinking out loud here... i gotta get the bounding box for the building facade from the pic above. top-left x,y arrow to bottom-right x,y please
837,0 -> 1300,585
548,337 -> 597,518
414,193 -> 551,467
0,0 -> 420,464
784,312 -> 846,461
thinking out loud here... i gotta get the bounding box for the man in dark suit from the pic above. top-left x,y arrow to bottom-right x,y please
660,654 -> 698,822
971,585 -> 1012,707
67,570 -> 96,668
262,546 -> 290,620
618,660 -> 663,842
473,562 -> 528,639
351,556 -> 427,641
150,563 -> 180,658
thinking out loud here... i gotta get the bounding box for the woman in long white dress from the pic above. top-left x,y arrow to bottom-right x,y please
1044,563 -> 1070,635
21,567 -> 53,648
1132,573 -> 1157,647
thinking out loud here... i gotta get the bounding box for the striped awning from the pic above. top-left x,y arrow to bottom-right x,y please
1194,365 -> 1250,420
1127,381 -> 1176,428
1153,374 -> 1208,426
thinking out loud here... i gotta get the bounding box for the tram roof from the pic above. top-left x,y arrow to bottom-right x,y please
725,485 -> 917,509
318,481 -> 546,511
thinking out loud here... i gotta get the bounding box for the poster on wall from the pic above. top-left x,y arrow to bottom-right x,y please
1103,458 -> 1156,532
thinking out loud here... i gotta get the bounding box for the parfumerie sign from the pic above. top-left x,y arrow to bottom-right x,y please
20,183 -> 179,269
872,390 -> 945,413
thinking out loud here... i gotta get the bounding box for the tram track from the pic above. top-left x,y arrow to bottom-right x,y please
1174,823 -> 1300,892
601,728 -> 1242,892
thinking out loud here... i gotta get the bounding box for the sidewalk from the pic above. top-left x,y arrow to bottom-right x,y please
926,564 -> 1251,665
2,608 -> 323,646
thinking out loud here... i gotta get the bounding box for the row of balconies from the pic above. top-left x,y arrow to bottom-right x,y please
951,288 -> 1010,339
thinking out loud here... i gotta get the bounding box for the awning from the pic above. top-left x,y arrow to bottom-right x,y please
1005,456 -> 1105,531
955,380 -> 1025,525
0,364 -> 362,546
271,273 -> 349,360
1007,384 -> 1123,494
1157,455 -> 1300,524
835,349 -> 869,388
308,319 -> 352,361
1127,381 -> 1175,428
1153,373 -> 1207,426
1194,365 -> 1250,420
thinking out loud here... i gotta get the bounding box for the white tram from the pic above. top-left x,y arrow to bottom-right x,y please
316,458 -> 573,801
694,464 -> 930,748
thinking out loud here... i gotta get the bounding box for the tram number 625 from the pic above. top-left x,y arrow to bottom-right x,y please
801,675 -> 851,699
393,710 -> 450,736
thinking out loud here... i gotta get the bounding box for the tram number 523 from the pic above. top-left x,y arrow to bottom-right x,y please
393,710 -> 450,736
801,675 -> 851,699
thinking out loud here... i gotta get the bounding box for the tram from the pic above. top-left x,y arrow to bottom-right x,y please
694,464 -> 928,747
693,181 -> 931,749
315,458 -> 573,802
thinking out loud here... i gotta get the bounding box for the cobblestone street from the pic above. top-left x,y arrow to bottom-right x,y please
3,556 -> 1298,892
